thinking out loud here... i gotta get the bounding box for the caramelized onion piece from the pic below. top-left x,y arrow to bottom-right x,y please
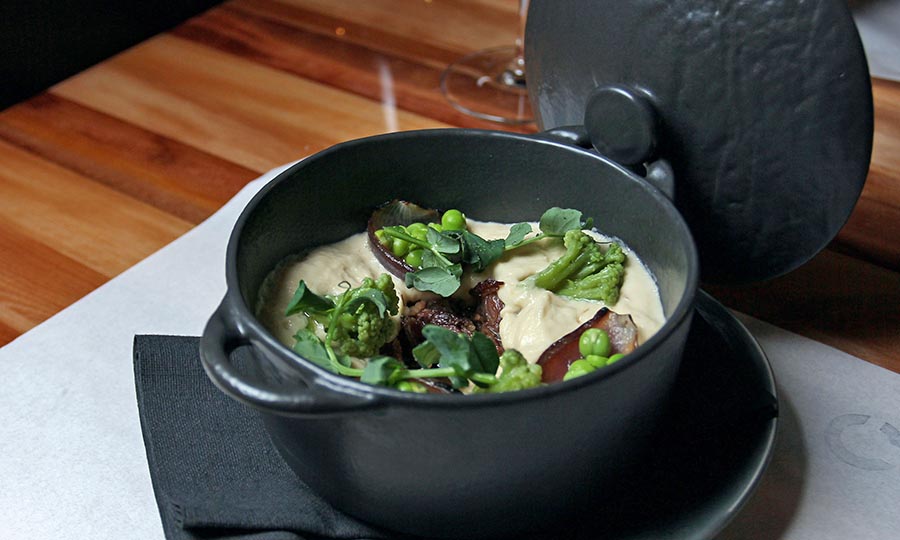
367,200 -> 441,278
537,309 -> 638,382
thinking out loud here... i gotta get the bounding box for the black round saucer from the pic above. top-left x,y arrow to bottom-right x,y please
419,291 -> 777,540
563,290 -> 778,540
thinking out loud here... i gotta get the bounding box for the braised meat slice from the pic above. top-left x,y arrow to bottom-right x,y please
399,279 -> 507,363
399,298 -> 476,370
400,298 -> 477,353
469,279 -> 505,354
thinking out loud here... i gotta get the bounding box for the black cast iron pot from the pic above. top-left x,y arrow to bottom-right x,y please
200,128 -> 699,538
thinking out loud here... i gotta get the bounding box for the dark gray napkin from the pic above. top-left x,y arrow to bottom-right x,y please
133,335 -> 393,540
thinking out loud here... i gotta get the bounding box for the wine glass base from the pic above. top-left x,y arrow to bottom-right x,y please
440,45 -> 534,125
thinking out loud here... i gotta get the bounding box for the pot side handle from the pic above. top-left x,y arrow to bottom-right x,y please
200,300 -> 381,415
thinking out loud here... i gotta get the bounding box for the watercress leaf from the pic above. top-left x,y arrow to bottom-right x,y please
419,247 -> 463,274
345,289 -> 389,317
412,340 -> 441,368
426,228 -> 461,254
292,328 -> 334,372
421,325 -> 473,375
447,263 -> 463,278
539,208 -> 590,236
470,331 -> 500,376
360,356 -> 406,386
285,281 -> 334,316
505,222 -> 533,248
461,231 -> 505,272
405,266 -> 461,297
419,249 -> 446,270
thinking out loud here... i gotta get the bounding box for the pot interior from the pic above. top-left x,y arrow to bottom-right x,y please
232,130 -> 696,332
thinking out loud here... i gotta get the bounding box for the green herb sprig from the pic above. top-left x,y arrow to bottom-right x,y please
379,207 -> 592,297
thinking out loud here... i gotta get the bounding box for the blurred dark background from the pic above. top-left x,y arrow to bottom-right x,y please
0,0 -> 224,111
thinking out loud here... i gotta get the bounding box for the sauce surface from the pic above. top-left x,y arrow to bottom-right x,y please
257,221 -> 665,363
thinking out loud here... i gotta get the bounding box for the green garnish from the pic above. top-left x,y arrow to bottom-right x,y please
287,273 -> 399,360
285,205 -> 627,393
473,350 -> 543,394
505,207 -> 594,249
578,328 -> 612,358
377,207 -> 592,297
533,229 -> 626,304
562,328 -> 628,380
287,276 -> 541,392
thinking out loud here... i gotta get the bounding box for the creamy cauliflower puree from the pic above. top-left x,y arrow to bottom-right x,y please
257,221 -> 665,363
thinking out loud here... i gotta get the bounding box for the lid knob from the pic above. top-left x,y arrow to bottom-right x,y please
585,85 -> 657,167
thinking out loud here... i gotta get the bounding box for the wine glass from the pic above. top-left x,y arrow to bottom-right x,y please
440,0 -> 533,125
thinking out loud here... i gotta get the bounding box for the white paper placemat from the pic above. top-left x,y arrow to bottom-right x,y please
1,162 -> 899,540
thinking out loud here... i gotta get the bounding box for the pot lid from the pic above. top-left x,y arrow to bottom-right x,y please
524,0 -> 873,284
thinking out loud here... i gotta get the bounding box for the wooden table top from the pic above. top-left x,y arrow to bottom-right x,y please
1,0 -> 898,373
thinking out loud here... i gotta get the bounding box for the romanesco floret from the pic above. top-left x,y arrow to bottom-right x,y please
369,273 -> 401,315
330,274 -> 400,358
533,229 -> 625,304
475,350 -> 542,393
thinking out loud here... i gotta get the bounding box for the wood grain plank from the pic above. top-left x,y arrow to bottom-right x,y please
0,94 -> 257,224
264,0 -> 522,58
834,171 -> 900,270
180,1 -> 899,270
0,223 -> 108,342
51,34 -> 453,172
0,139 -> 191,278
706,248 -> 900,374
0,319 -> 21,346
173,2 -> 534,131
832,77 -> 900,271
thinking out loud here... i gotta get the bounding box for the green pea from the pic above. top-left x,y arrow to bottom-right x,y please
563,359 -> 596,381
584,354 -> 608,369
606,353 -> 626,365
578,328 -> 611,358
374,229 -> 392,248
441,209 -> 466,231
563,367 -> 591,381
428,222 -> 443,233
405,222 -> 429,241
405,249 -> 424,268
395,380 -> 428,393
391,238 -> 410,257
569,359 -> 596,372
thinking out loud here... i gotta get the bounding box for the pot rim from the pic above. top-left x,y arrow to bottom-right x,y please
222,128 -> 700,410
